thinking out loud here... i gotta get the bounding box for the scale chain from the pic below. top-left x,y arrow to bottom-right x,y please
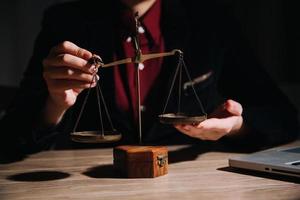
161,54 -> 207,117
72,75 -> 96,133
162,54 -> 182,114
181,59 -> 207,116
97,79 -> 116,131
95,81 -> 105,137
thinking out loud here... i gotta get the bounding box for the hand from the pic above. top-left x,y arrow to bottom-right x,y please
42,41 -> 98,125
174,99 -> 243,141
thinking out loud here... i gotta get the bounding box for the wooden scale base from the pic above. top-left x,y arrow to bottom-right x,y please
113,145 -> 168,178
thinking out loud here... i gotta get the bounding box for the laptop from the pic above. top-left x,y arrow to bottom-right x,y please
229,141 -> 300,178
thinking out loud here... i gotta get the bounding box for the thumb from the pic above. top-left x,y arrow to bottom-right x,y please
209,99 -> 243,118
224,99 -> 243,116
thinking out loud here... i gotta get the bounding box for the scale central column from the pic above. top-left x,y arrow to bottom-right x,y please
135,62 -> 142,144
133,13 -> 143,145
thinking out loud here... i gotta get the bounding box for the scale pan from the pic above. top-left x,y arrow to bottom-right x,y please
159,113 -> 207,125
71,131 -> 122,143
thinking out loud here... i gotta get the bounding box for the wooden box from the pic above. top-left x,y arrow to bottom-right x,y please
113,146 -> 168,178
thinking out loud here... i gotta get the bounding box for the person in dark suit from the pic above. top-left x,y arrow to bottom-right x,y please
0,0 -> 298,158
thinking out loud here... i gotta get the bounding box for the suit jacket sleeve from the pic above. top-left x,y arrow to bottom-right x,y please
0,7 -> 70,159
217,10 -> 299,149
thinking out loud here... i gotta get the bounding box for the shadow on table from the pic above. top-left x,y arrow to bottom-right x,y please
218,166 -> 300,184
168,141 -> 254,164
7,171 -> 71,182
83,164 -> 125,179
168,143 -> 213,164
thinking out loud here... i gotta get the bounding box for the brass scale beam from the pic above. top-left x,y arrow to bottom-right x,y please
94,48 -> 182,144
99,49 -> 182,68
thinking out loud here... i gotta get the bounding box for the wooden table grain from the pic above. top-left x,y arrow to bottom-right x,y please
0,144 -> 299,200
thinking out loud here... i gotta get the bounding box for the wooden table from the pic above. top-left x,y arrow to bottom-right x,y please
0,144 -> 300,200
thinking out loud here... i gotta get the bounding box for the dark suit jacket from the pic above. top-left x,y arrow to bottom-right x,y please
1,0 -> 298,157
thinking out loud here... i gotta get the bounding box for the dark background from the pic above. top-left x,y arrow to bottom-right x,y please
0,0 -> 299,119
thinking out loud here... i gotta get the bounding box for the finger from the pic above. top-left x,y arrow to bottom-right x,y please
224,99 -> 243,116
174,125 -> 193,137
43,54 -> 97,74
44,67 -> 98,83
47,79 -> 97,91
182,121 -> 227,141
198,117 -> 238,135
174,125 -> 207,140
50,41 -> 92,60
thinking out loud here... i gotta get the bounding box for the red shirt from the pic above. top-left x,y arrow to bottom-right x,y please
114,0 -> 164,121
